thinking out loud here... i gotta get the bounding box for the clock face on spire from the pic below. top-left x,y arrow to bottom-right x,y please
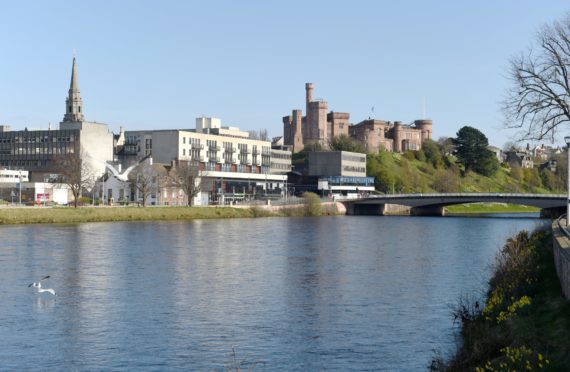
63,57 -> 85,122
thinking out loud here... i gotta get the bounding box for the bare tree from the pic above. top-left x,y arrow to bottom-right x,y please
258,128 -> 270,141
169,160 -> 203,206
248,130 -> 259,140
128,161 -> 165,207
504,14 -> 570,141
52,152 -> 96,208
247,129 -> 270,141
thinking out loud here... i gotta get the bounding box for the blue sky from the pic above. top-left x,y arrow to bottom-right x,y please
0,1 -> 568,147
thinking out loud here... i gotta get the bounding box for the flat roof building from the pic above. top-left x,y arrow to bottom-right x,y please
121,118 -> 292,203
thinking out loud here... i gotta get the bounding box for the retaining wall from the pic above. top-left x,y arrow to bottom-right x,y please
551,219 -> 570,299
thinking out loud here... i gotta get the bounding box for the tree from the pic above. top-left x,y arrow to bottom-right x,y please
503,14 -> 570,141
328,134 -> 367,153
248,128 -> 270,141
248,130 -> 259,140
169,160 -> 203,206
437,136 -> 455,156
53,152 -> 96,208
258,128 -> 269,141
128,160 -> 165,207
422,139 -> 445,168
452,126 -> 499,176
302,141 -> 324,152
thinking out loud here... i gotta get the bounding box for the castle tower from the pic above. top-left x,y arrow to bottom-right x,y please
62,57 -> 85,122
305,83 -> 314,112
414,119 -> 433,142
393,121 -> 403,152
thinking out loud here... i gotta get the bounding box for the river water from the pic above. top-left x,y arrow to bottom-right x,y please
0,214 -> 542,371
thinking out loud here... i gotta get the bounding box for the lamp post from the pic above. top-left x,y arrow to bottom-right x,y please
566,136 -> 570,227
18,170 -> 22,206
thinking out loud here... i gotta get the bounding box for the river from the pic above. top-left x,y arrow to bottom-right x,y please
0,214 -> 542,370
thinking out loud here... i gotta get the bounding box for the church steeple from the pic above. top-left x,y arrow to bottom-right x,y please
63,57 -> 85,122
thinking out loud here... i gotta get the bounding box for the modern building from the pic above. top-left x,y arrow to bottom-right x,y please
120,117 -> 292,204
0,169 -> 29,183
282,83 -> 433,153
291,151 -> 374,198
0,58 -> 114,182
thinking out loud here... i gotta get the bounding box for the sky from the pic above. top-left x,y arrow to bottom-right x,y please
1,0 -> 569,147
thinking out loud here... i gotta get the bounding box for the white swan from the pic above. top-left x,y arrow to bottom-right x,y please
105,162 -> 138,181
29,275 -> 56,296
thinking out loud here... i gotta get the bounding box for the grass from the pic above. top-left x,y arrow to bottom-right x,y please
0,206 -> 255,224
445,203 -> 540,214
0,197 -> 343,225
432,229 -> 570,370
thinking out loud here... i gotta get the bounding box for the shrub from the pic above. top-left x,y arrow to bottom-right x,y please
79,196 -> 92,205
302,192 -> 321,216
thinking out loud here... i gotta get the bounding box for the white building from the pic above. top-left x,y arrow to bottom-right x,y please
120,117 -> 292,204
0,169 -> 29,183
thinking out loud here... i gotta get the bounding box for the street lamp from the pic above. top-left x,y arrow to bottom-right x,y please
566,136 -> 570,227
18,170 -> 22,206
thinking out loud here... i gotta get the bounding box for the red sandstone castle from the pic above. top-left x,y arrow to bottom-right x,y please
282,83 -> 432,153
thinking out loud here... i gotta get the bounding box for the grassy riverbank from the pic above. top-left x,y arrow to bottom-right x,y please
432,229 -> 570,370
445,203 -> 540,215
0,206 -> 256,224
0,198 -> 342,225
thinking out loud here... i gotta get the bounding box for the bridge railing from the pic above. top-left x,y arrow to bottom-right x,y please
364,192 -> 566,199
557,215 -> 570,239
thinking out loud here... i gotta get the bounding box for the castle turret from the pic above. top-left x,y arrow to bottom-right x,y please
305,83 -> 314,110
393,121 -> 402,152
62,57 -> 85,122
414,119 -> 433,142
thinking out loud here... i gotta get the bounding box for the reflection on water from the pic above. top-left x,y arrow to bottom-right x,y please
0,215 -> 541,370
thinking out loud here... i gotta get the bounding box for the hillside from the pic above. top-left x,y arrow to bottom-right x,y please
366,149 -> 565,195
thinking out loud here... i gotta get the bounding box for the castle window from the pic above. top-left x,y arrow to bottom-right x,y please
78,107 -> 81,112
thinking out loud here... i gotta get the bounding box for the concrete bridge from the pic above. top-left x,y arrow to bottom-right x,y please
341,193 -> 567,217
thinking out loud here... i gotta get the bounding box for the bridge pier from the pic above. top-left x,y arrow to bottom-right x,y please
346,203 -> 385,216
410,206 -> 446,217
541,207 -> 566,219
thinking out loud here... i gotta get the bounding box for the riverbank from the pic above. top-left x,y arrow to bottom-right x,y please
445,203 -> 540,215
433,229 -> 570,370
0,201 -> 345,225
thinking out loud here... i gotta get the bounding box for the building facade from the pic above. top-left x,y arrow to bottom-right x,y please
0,58 -> 114,182
121,117 -> 292,203
282,83 -> 433,153
283,83 -> 350,152
292,151 -> 374,198
349,119 -> 432,153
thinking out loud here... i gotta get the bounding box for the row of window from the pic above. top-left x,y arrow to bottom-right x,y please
270,163 -> 291,170
271,152 -> 291,160
343,166 -> 366,173
342,154 -> 366,163
0,136 -> 75,144
0,160 -> 49,168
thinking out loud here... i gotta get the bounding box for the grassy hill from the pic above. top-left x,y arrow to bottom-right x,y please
366,149 -> 564,195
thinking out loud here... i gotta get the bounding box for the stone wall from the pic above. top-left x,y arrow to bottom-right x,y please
551,219 -> 570,299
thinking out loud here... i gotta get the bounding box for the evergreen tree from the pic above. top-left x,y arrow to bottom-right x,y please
452,126 -> 499,176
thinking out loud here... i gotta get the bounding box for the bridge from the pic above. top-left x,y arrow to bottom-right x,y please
340,193 -> 567,217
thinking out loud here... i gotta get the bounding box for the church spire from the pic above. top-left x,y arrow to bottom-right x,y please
63,57 -> 85,122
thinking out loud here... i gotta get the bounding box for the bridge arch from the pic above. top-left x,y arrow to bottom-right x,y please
342,193 -> 566,217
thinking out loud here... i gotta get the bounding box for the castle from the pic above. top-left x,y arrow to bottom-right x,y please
282,83 -> 432,153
